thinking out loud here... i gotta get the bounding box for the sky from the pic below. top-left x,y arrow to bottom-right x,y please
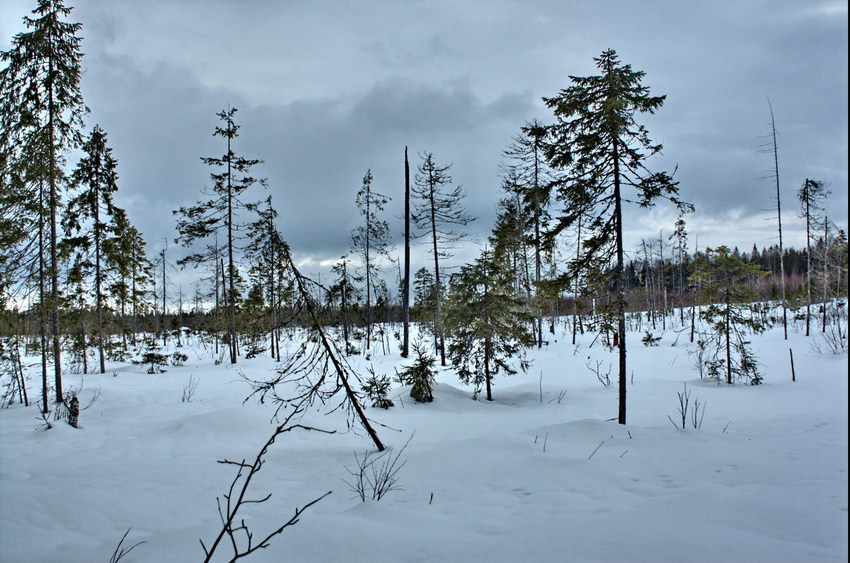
1,0 -> 848,288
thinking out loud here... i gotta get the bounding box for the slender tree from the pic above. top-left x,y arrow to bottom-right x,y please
174,106 -> 265,364
797,178 -> 830,336
402,147 -> 411,358
411,152 -> 475,366
0,0 -> 89,406
246,196 -> 289,360
542,49 -> 691,424
61,125 -> 121,373
766,100 -> 787,340
351,169 -> 391,352
104,208 -> 152,348
329,255 -> 361,354
504,119 -> 554,347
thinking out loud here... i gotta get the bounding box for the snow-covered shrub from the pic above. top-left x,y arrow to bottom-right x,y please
811,322 -> 847,355
171,351 -> 188,366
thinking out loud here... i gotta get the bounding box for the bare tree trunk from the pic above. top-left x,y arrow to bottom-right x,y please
768,100 -> 787,340
402,147 -> 411,357
613,138 -> 627,425
227,131 -> 238,364
804,179 -> 812,337
427,176 -> 447,366
47,57 -> 63,405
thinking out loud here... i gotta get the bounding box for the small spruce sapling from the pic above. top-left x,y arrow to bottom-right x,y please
362,367 -> 394,409
398,340 -> 436,403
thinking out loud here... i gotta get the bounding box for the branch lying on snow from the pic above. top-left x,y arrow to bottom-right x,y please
200,405 -> 334,562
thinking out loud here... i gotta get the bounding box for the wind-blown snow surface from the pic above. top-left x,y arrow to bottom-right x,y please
1,320 -> 847,562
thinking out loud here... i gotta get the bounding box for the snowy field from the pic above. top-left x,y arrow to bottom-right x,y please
1,317 -> 847,562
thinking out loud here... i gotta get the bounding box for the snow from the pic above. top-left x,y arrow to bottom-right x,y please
1,317 -> 847,562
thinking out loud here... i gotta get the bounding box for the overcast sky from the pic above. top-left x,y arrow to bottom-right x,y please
2,0 -> 847,286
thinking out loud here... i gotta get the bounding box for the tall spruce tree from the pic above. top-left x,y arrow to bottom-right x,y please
174,106 -> 265,364
542,49 -> 691,424
0,0 -> 88,406
61,125 -> 121,373
444,250 -> 533,401
351,169 -> 391,352
411,152 -> 475,366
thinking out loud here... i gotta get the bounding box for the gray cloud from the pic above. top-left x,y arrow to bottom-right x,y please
2,0 -> 846,283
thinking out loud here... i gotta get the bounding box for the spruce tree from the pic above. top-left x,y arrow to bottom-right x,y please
104,208 -> 152,348
444,250 -> 533,401
174,106 -> 265,364
690,246 -> 768,385
411,152 -> 475,366
245,196 -> 289,360
0,0 -> 89,406
797,179 -> 830,336
351,169 -> 391,352
61,125 -> 122,373
542,49 -> 691,424
504,119 -> 554,347
329,255 -> 361,354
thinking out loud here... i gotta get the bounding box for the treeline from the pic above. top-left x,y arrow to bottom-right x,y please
2,2 -> 848,421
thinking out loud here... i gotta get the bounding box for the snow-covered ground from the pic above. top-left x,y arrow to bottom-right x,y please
1,317 -> 847,562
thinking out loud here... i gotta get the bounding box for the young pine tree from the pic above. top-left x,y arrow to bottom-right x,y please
444,250 -> 533,401
543,49 -> 691,423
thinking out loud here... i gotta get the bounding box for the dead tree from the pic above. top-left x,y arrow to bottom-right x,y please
242,246 -> 386,451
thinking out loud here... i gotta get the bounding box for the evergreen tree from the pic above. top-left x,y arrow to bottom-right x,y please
504,119 -> 554,347
61,125 -> 122,373
491,168 -> 532,297
412,266 -> 438,346
397,339 -> 437,403
174,106 -> 265,364
0,0 -> 88,406
351,169 -> 391,352
411,152 -> 475,366
329,255 -> 361,354
797,178 -> 830,336
444,250 -> 533,401
542,49 -> 691,424
104,208 -> 152,348
690,246 -> 768,385
246,196 -> 289,360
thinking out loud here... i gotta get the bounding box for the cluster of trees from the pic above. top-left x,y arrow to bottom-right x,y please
2,3 -> 848,423
1,0 -> 151,413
